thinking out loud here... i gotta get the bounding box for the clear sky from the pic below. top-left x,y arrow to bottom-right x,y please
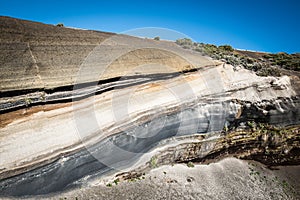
1,0 -> 299,53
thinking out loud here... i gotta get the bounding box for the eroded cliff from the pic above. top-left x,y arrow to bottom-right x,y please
0,16 -> 299,197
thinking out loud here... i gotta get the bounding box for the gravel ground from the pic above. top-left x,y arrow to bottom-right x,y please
5,157 -> 298,200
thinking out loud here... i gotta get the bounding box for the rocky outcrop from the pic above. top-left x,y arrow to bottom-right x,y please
0,17 -> 299,197
115,125 -> 300,182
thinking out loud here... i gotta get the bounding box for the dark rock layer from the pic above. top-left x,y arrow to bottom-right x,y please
0,17 -> 299,198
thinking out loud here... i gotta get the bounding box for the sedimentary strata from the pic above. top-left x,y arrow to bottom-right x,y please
0,17 -> 299,197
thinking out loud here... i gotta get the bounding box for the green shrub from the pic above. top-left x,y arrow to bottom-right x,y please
154,36 -> 160,41
106,183 -> 112,187
113,178 -> 120,185
187,161 -> 195,168
150,156 -> 158,168
176,38 -> 193,46
219,45 -> 234,52
56,23 -> 64,27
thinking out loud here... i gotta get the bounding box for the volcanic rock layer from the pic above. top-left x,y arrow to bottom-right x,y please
0,17 -> 299,197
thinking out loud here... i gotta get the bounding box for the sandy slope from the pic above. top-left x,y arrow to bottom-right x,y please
12,157 -> 299,200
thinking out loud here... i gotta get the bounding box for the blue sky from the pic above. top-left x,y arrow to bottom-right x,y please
1,0 -> 299,53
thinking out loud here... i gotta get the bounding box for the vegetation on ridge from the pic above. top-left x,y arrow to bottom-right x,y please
176,38 -> 300,76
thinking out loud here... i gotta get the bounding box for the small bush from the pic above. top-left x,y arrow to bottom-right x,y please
154,36 -> 160,41
24,97 -> 32,106
176,38 -> 193,46
219,45 -> 234,52
113,178 -> 120,185
106,183 -> 112,187
150,156 -> 158,168
187,161 -> 195,168
56,23 -> 64,27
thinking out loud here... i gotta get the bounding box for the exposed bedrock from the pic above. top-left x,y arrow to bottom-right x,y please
0,67 -> 299,196
1,99 -> 299,196
0,17 -> 300,197
0,104 -> 227,196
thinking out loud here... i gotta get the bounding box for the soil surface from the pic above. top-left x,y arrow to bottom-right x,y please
8,157 -> 299,200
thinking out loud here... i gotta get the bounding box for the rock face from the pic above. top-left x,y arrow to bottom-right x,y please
0,17 -> 299,197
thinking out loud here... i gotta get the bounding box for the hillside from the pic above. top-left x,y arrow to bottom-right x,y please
176,38 -> 300,76
0,17 -> 299,199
